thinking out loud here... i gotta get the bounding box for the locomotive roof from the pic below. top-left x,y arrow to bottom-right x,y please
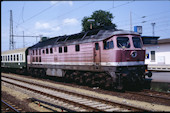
1,47 -> 28,55
29,29 -> 140,50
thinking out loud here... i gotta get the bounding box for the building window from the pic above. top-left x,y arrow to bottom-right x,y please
95,43 -> 99,50
50,48 -> 53,54
64,46 -> 67,53
46,48 -> 49,54
151,51 -> 155,62
75,45 -> 80,52
59,47 -> 62,53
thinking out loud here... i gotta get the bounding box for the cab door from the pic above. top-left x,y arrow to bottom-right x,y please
94,42 -> 101,65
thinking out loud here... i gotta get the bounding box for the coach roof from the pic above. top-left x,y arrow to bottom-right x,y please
29,29 -> 140,49
2,47 -> 28,55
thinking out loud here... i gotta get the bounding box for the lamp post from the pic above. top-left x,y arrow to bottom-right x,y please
88,19 -> 95,30
151,23 -> 156,36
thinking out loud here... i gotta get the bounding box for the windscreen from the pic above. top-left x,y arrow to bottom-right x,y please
132,37 -> 142,48
117,37 -> 130,48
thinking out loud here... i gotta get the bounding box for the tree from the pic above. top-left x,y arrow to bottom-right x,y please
81,10 -> 117,32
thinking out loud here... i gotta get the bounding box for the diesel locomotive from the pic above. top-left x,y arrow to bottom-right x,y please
1,29 -> 152,90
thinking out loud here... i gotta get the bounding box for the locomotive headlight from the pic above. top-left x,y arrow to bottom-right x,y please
131,51 -> 137,58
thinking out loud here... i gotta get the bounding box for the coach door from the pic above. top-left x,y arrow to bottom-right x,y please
94,42 -> 101,65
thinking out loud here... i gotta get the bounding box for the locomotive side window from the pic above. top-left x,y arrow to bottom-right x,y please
8,55 -> 10,61
42,50 -> 45,54
64,46 -> 67,53
59,47 -> 62,53
110,41 -> 114,49
103,41 -> 114,49
75,45 -> 80,52
132,37 -> 142,48
117,37 -> 130,48
39,49 -> 41,55
46,48 -> 49,54
50,48 -> 53,54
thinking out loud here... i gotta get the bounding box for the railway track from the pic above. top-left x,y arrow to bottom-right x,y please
1,99 -> 22,112
1,75 -> 152,112
126,89 -> 170,102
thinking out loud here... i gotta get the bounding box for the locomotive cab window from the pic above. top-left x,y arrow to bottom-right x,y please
132,37 -> 142,48
75,45 -> 80,52
117,37 -> 130,48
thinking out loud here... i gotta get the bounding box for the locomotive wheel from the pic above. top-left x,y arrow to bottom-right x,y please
84,72 -> 92,87
104,76 -> 113,90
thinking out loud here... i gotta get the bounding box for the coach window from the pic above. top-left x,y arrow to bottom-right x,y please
50,48 -> 53,54
59,47 -> 62,53
11,55 -> 12,61
75,45 -> 80,52
64,46 -> 67,53
8,55 -> 10,61
22,54 -> 24,61
95,43 -> 99,50
17,54 -> 19,61
14,55 -> 16,61
46,48 -> 49,54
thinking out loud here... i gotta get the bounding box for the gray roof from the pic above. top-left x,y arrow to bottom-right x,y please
29,29 -> 140,50
2,47 -> 28,55
158,38 -> 170,44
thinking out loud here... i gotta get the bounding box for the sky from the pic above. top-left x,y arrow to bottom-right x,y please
1,0 -> 170,52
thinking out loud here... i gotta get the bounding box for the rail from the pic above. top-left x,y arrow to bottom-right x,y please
2,75 -> 152,112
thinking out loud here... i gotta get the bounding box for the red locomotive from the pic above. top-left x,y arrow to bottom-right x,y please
26,29 -> 152,90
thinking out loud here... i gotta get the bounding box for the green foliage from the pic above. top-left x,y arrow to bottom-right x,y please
81,10 -> 117,32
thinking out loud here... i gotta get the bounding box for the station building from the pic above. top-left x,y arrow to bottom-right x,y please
143,37 -> 170,71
